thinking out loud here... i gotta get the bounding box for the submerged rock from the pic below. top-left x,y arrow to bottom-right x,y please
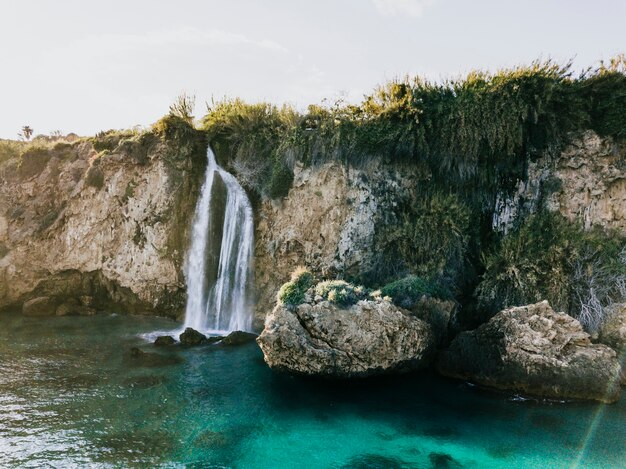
257,299 -> 435,378
22,296 -> 56,316
129,347 -> 182,367
179,327 -> 207,346
220,331 -> 257,346
437,301 -> 622,403
340,454 -> 411,469
429,452 -> 462,468
154,335 -> 176,346
193,429 -> 228,448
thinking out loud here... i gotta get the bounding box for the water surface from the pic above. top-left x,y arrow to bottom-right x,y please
0,313 -> 624,468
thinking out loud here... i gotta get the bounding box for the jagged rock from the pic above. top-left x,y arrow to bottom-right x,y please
179,327 -> 207,345
597,303 -> 626,354
154,335 -> 176,346
220,331 -> 257,346
257,299 -> 436,378
437,301 -> 623,403
22,296 -> 56,316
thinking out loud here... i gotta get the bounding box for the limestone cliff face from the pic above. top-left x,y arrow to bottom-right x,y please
253,160 -> 421,328
0,138 -> 203,317
493,131 -> 626,234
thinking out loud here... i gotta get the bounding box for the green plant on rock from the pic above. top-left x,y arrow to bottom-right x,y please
198,56 -> 626,204
315,280 -> 368,307
277,267 -> 315,307
380,275 -> 451,309
373,191 -> 474,290
476,212 -> 626,330
267,158 -> 294,199
201,98 -> 300,199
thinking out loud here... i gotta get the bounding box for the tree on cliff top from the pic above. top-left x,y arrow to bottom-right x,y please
18,126 -> 33,141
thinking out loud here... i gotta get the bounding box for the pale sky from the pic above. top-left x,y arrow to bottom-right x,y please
1,0 -> 624,139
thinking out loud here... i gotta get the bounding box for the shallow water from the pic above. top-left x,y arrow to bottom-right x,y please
0,313 -> 624,468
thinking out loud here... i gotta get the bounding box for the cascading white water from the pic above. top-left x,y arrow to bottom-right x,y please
183,146 -> 254,333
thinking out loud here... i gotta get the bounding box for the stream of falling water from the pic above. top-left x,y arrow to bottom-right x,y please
183,146 -> 254,333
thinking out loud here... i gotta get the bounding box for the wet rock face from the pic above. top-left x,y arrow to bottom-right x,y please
154,335 -> 176,346
437,301 -> 623,403
179,327 -> 207,346
257,299 -> 436,378
220,331 -> 257,346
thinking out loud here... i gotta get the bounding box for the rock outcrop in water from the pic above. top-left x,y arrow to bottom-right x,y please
179,327 -> 207,345
437,301 -> 623,403
257,298 -> 435,378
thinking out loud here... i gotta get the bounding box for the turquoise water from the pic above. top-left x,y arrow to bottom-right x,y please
0,313 -> 624,468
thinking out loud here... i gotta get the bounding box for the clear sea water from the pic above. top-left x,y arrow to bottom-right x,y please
0,312 -> 624,468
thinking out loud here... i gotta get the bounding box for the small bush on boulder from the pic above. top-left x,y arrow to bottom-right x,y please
277,267 -> 315,306
315,280 -> 368,307
380,275 -> 451,309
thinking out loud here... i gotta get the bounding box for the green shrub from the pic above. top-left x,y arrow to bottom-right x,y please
277,267 -> 315,306
380,275 -> 451,309
201,99 -> 300,199
267,159 -> 294,199
0,140 -> 22,164
85,163 -> 105,189
153,115 -> 197,144
582,55 -> 626,139
199,57 -> 625,203
387,192 -> 473,284
91,130 -> 125,152
315,280 -> 368,307
476,212 -> 626,330
18,146 -> 50,179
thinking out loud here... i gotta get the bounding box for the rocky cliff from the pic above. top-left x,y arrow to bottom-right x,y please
0,130 -> 623,325
0,134 -> 205,317
493,131 -> 626,233
253,131 -> 626,326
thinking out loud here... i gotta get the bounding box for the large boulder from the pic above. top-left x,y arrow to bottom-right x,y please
257,299 -> 436,378
437,301 -> 622,403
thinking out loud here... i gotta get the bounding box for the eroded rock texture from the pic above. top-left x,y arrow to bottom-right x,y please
0,138 -> 204,317
257,299 -> 435,378
437,301 -> 623,403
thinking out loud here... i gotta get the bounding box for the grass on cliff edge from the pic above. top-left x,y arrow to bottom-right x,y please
201,56 -> 626,201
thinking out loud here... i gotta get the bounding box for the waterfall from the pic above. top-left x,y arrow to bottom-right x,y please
183,146 -> 254,333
